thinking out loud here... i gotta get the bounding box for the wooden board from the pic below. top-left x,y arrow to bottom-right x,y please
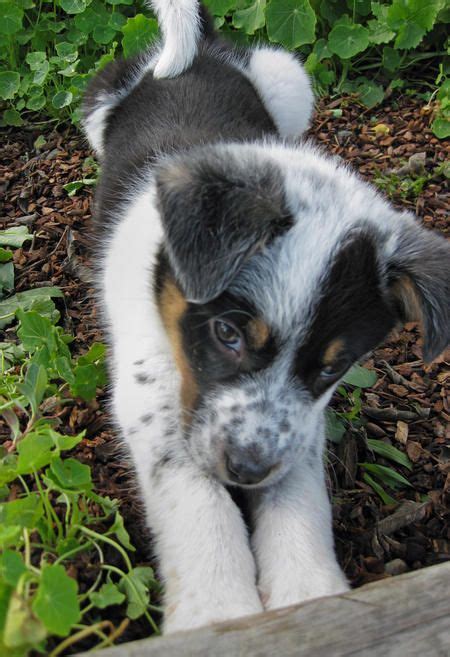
76,561 -> 450,657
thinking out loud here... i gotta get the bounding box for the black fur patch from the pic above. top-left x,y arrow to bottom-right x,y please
86,47 -> 277,235
156,148 -> 292,303
295,234 -> 397,397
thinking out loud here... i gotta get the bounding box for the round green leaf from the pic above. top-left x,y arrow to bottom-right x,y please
93,24 -> 117,45
32,565 -> 80,636
25,51 -> 46,70
59,0 -> 87,14
328,22 -> 369,59
2,109 -> 23,127
204,0 -> 236,15
343,363 -> 377,388
266,0 -> 316,48
0,4 -> 23,35
52,90 -> 73,108
0,72 -> 20,100
121,14 -> 159,58
26,94 -> 46,111
432,117 -> 450,139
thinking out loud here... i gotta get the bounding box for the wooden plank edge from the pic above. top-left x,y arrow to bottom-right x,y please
75,561 -> 450,657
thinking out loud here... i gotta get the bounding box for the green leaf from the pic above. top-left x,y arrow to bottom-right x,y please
16,430 -> 54,474
366,439 -> 413,470
363,472 -> 397,505
17,310 -> 54,351
325,409 -> 346,444
0,287 -> 62,330
111,512 -> 135,552
121,14 -> 159,58
32,565 -> 80,636
33,59 -> 50,86
27,93 -> 47,111
55,41 -> 78,61
52,90 -> 73,108
0,262 -> 14,296
0,249 -> 13,263
357,79 -> 384,108
0,72 -> 20,100
0,494 -> 43,529
360,463 -> 411,489
71,363 -> 98,400
387,0 -> 442,50
432,117 -> 450,139
0,526 -> 21,550
119,567 -> 155,619
0,226 -> 32,248
0,4 -> 23,35
89,582 -> 125,609
1,109 -> 23,127
25,51 -> 46,70
382,46 -> 401,72
59,0 -> 87,14
0,551 -> 26,587
233,0 -> 266,35
18,362 -> 48,417
204,0 -> 235,15
49,457 -> 92,490
93,24 -> 117,44
328,21 -> 369,59
343,364 -> 377,388
266,0 -> 316,48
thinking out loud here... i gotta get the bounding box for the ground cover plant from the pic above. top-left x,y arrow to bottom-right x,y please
0,2 -> 449,655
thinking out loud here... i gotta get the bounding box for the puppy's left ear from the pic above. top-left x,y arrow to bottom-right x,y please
155,148 -> 292,303
386,218 -> 450,362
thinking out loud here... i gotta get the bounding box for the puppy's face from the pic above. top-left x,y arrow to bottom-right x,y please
155,143 -> 450,488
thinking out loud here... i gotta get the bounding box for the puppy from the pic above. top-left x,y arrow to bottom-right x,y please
83,0 -> 450,634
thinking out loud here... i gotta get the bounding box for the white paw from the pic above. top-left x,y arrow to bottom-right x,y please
163,596 -> 263,634
260,567 -> 349,610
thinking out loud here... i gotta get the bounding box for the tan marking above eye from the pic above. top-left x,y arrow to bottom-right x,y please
157,278 -> 198,425
247,317 -> 271,351
322,338 -> 345,366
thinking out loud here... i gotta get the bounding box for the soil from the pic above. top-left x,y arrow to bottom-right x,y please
0,93 -> 449,651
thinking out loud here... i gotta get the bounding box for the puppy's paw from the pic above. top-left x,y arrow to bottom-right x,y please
260,567 -> 349,610
163,593 -> 263,634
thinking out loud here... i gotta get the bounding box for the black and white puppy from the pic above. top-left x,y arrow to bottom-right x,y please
83,0 -> 450,633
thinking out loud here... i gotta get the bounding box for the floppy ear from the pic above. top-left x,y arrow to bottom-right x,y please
155,148 -> 292,303
386,218 -> 450,362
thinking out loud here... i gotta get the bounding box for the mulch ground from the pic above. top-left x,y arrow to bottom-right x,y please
1,93 -> 449,650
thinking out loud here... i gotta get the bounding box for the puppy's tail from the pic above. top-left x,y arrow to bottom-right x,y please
149,1 -> 215,79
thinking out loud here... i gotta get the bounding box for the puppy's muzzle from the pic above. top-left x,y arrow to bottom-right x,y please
224,444 -> 280,487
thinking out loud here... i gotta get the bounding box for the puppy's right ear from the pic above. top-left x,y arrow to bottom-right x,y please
155,147 -> 292,303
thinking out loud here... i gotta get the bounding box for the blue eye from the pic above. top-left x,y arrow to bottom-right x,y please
213,320 -> 242,352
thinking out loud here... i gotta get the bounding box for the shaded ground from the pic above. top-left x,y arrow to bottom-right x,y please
1,93 -> 449,648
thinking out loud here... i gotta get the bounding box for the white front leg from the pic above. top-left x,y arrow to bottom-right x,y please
251,449 -> 349,610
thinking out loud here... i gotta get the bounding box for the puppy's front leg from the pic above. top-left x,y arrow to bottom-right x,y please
145,458 -> 263,633
251,449 -> 349,610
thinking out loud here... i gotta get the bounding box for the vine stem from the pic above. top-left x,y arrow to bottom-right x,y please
49,621 -> 114,657
73,524 -> 133,572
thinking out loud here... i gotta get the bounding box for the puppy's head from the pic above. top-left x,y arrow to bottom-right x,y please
155,143 -> 450,488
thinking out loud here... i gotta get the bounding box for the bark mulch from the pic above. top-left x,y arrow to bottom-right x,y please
0,93 -> 449,649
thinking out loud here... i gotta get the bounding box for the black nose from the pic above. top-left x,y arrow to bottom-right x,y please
225,455 -> 273,486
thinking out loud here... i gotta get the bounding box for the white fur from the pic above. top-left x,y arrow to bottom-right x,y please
83,93 -> 119,157
149,0 -> 201,78
102,183 -> 263,633
245,48 -> 314,137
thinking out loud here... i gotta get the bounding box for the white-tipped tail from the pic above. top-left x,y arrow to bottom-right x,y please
149,0 -> 202,79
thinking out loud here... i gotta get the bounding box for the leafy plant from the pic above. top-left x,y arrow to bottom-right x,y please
0,232 -> 160,655
0,0 -> 448,136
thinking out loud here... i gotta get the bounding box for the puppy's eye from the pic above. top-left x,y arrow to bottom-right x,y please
319,358 -> 350,381
213,319 -> 242,353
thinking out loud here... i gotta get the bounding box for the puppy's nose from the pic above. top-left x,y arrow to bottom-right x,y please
225,454 -> 273,486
